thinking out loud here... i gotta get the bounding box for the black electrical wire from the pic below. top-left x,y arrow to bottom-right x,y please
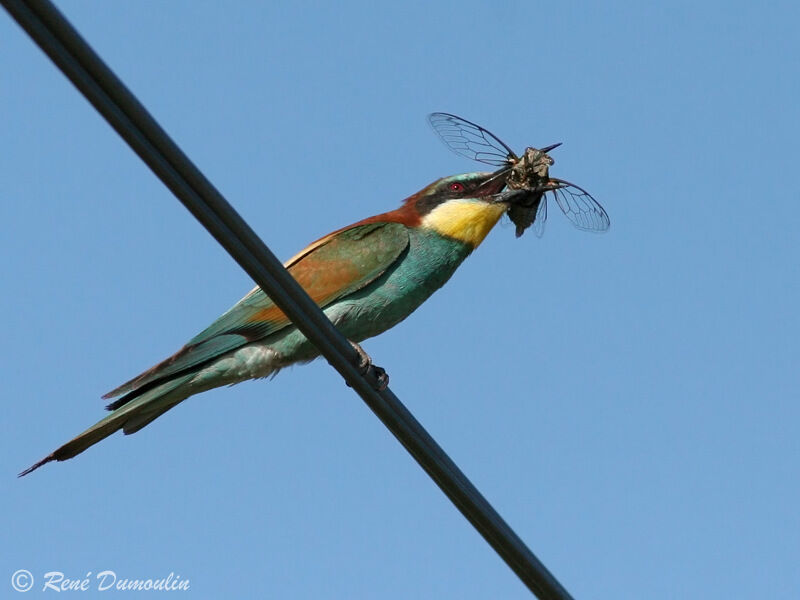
2,1 -> 575,598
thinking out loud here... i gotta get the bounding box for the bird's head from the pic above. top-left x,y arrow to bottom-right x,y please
401,171 -> 509,248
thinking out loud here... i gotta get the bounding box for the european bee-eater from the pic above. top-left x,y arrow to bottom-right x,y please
21,171 -> 509,475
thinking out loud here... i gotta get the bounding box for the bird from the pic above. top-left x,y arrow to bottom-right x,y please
20,170 -> 510,476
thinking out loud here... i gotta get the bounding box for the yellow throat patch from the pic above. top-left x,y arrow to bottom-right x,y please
421,199 -> 507,247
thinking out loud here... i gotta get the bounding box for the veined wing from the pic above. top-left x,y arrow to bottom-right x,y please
428,112 -> 516,167
531,193 -> 548,238
550,180 -> 610,232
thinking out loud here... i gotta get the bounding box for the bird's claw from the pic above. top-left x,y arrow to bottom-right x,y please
371,365 -> 389,391
351,341 -> 371,374
347,341 -> 389,391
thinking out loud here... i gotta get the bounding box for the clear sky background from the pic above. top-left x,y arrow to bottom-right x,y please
2,1 -> 798,598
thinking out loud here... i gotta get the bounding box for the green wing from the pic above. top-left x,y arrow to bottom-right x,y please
104,222 -> 409,399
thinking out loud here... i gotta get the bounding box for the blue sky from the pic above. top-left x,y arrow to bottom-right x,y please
2,1 -> 798,598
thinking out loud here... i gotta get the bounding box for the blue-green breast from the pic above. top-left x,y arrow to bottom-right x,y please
257,227 -> 472,363
329,227 -> 472,342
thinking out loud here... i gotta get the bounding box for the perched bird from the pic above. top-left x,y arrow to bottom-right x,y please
21,171 -> 509,475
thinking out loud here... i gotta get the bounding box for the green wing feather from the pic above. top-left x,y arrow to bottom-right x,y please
104,222 -> 409,399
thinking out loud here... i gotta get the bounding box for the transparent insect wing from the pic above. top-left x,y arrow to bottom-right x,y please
428,112 -> 516,167
428,113 -> 611,235
551,184 -> 610,232
531,194 -> 548,238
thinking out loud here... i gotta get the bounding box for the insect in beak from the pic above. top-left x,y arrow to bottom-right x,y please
428,112 -> 610,236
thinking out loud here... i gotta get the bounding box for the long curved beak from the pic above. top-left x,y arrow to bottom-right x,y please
474,169 -> 511,197
490,179 -> 566,204
491,189 -> 535,204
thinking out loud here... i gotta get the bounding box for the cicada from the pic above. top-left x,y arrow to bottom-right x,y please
428,112 -> 610,237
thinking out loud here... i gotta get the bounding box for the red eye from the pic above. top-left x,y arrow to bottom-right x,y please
449,182 -> 464,192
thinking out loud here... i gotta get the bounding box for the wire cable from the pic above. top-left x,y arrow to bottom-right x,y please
2,1 -> 575,598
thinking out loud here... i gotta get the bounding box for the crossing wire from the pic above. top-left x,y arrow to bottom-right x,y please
2,1 -> 575,598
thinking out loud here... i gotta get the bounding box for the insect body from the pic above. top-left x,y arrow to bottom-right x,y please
428,112 -> 610,237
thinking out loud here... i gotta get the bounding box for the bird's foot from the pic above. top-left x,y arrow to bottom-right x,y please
348,341 -> 389,391
371,365 -> 389,391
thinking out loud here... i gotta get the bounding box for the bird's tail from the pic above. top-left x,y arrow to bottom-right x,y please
19,373 -> 195,477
